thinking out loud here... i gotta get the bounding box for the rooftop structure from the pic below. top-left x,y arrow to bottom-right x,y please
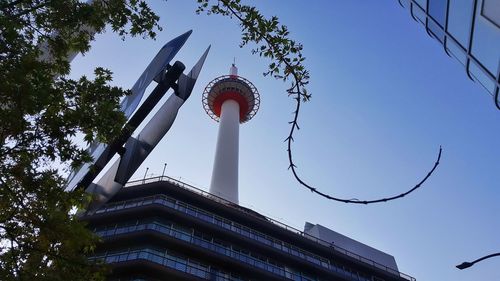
84,176 -> 416,281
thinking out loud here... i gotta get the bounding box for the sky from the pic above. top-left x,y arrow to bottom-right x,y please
69,1 -> 500,280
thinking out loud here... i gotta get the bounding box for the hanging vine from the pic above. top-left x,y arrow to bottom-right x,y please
197,0 -> 442,204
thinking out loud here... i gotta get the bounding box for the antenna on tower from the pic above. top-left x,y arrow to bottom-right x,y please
230,60 -> 238,76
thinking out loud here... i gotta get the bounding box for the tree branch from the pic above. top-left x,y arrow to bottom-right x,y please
204,0 -> 442,204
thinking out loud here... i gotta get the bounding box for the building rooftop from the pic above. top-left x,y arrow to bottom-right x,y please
98,175 -> 416,281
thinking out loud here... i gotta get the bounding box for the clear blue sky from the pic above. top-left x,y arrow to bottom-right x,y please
70,1 -> 500,280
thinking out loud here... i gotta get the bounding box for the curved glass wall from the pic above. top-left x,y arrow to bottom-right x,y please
90,248 -> 244,281
94,219 -> 372,281
93,195 -> 396,281
398,0 -> 500,106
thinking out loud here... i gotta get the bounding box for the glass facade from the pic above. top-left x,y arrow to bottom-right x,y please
95,221 -> 312,280
92,196 -> 373,281
112,176 -> 411,279
85,178 -> 415,281
90,248 -> 244,281
398,0 -> 500,108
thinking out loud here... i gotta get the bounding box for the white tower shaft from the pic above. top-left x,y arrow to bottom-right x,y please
209,99 -> 240,204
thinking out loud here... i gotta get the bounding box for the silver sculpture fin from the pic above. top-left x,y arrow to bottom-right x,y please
65,31 -> 192,192
176,45 -> 211,101
85,46 -> 210,212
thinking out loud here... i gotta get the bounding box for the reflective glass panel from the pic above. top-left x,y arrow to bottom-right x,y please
415,0 -> 428,10
428,19 -> 445,42
448,0 -> 474,47
471,8 -> 500,75
482,0 -> 500,28
399,0 -> 410,8
412,4 -> 428,24
470,61 -> 496,93
446,38 -> 468,64
428,0 -> 448,26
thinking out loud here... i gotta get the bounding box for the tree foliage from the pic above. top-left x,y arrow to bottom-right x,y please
0,1 -> 161,280
0,0 -> 443,279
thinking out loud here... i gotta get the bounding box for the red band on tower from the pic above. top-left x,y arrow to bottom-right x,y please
212,91 -> 250,122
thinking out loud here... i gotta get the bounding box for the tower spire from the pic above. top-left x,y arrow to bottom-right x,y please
230,61 -> 238,77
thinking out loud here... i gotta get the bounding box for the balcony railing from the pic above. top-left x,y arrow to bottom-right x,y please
89,248 -> 243,281
123,176 -> 415,281
95,221 -> 325,281
94,179 -> 411,281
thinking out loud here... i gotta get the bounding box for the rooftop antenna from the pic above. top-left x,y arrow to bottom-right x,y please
143,167 -> 149,183
162,163 -> 167,177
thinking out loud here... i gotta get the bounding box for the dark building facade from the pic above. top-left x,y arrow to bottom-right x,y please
83,176 -> 415,281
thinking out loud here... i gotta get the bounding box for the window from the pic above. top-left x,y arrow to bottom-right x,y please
197,210 -> 213,222
428,0 -> 448,27
186,206 -> 197,216
445,38 -> 467,64
447,0 -> 474,47
125,200 -> 138,208
471,7 -> 500,75
428,20 -> 445,42
482,0 -> 500,28
176,202 -> 187,212
142,197 -> 154,205
469,61 -> 496,92
411,3 -> 428,24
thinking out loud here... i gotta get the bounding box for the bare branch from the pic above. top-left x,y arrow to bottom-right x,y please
200,0 -> 442,204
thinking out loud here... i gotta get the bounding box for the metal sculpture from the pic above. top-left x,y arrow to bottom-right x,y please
64,31 -> 210,211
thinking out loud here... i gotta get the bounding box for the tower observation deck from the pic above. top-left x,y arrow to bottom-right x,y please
202,64 -> 260,204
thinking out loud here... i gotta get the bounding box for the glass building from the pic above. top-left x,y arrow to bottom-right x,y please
83,176 -> 416,281
397,0 -> 500,109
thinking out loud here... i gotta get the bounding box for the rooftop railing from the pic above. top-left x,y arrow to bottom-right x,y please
94,193 -> 371,281
95,221 -> 322,281
124,175 -> 415,281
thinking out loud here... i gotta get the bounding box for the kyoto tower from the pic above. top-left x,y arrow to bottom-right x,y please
202,64 -> 260,204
